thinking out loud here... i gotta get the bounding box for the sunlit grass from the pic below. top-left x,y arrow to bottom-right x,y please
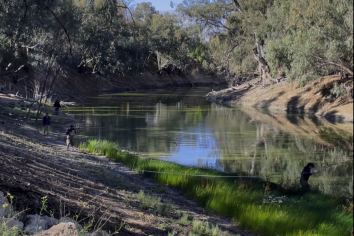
144,152 -> 172,157
79,139 -> 353,236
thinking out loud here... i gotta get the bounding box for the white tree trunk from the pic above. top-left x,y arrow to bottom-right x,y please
253,41 -> 272,87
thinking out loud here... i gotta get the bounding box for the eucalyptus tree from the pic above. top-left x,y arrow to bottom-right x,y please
132,3 -> 204,73
179,0 -> 353,85
178,0 -> 274,84
0,0 -> 81,120
74,0 -> 140,75
265,0 -> 353,82
149,12 -> 188,70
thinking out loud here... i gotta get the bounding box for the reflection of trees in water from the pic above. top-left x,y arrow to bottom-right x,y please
79,94 -> 212,155
209,106 -> 353,197
75,93 -> 352,197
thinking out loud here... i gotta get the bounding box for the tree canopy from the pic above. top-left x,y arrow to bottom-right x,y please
178,0 -> 353,82
0,0 -> 352,92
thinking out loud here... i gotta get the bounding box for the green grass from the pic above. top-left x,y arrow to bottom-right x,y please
0,221 -> 23,236
79,139 -> 353,236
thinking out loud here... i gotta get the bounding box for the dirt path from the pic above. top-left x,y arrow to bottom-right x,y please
0,97 -> 257,235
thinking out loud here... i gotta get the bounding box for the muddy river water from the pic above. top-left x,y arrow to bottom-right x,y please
65,88 -> 353,197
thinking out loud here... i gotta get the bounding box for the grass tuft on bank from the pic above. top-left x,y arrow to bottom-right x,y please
79,139 -> 353,236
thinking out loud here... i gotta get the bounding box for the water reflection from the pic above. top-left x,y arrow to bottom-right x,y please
66,88 -> 353,197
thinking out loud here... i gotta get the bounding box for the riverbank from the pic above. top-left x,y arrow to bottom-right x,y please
0,92 -> 352,236
206,75 -> 353,123
0,93 -> 255,235
80,139 -> 353,236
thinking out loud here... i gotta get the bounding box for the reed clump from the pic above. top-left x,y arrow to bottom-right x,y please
79,139 -> 353,236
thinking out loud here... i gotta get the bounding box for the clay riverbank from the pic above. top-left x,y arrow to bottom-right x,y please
206,75 -> 353,123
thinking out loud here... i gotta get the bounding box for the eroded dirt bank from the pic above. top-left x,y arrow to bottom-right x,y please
206,76 -> 353,123
56,71 -> 227,95
0,94 -> 255,236
1,69 -> 227,97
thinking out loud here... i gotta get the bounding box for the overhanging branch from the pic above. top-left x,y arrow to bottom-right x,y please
39,1 -> 73,55
315,57 -> 353,75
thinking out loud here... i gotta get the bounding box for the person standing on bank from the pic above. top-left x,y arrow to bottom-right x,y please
53,100 -> 61,115
42,113 -> 51,135
66,125 -> 77,150
300,163 -> 315,190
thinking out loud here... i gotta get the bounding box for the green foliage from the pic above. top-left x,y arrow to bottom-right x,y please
179,0 -> 353,81
265,0 -> 353,81
136,190 -> 161,210
0,221 -> 22,236
0,0 -> 203,80
188,44 -> 209,64
0,0 -> 352,84
178,213 -> 193,226
191,220 -> 221,236
331,82 -> 348,98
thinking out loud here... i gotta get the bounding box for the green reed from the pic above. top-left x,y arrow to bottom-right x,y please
79,139 -> 353,236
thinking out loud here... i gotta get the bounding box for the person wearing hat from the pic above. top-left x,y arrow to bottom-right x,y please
300,163 -> 315,190
66,125 -> 77,150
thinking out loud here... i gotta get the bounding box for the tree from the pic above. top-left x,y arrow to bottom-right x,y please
179,0 -> 353,84
178,0 -> 274,84
265,0 -> 353,82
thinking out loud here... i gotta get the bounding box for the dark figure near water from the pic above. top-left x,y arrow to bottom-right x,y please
53,100 -> 61,115
300,163 -> 315,190
66,125 -> 77,150
42,113 -> 51,135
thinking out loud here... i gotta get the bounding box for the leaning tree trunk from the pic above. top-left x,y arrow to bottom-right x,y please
253,41 -> 272,87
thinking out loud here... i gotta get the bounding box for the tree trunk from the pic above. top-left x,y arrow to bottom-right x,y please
38,67 -> 61,117
253,41 -> 272,87
35,64 -> 52,122
156,51 -> 162,70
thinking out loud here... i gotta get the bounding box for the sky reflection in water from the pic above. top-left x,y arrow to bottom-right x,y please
66,88 -> 353,197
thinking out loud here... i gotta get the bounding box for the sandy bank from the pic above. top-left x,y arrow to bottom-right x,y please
206,76 -> 353,123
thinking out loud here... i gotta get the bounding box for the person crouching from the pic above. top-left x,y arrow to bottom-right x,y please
66,125 -> 77,150
300,163 -> 315,191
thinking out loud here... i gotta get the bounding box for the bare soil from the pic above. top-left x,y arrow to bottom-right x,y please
0,93 -> 256,236
207,76 -> 353,123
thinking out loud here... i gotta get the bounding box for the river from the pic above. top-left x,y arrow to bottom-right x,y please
65,87 -> 353,198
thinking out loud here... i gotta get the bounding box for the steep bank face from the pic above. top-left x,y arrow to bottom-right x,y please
206,76 -> 353,123
53,71 -> 226,95
0,68 -> 226,99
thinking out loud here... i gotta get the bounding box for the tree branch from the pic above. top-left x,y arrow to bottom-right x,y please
119,2 -> 135,24
39,1 -> 73,55
315,57 -> 353,75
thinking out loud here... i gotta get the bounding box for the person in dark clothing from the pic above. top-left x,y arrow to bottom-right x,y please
66,125 -> 77,150
53,100 -> 61,115
300,163 -> 315,190
42,113 -> 51,135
